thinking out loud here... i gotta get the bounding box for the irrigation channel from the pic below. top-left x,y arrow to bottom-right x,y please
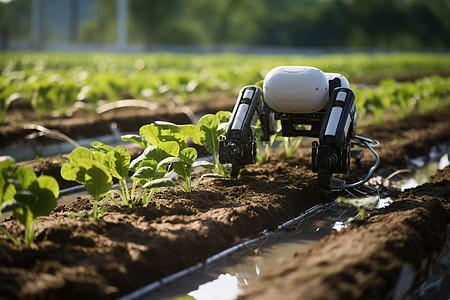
113,149 -> 449,300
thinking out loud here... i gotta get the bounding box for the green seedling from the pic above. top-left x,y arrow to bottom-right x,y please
185,111 -> 231,176
89,142 -> 136,208
124,111 -> 231,177
61,147 -> 113,219
0,157 -> 58,246
279,136 -> 303,158
131,141 -> 180,206
255,128 -> 276,164
137,121 -> 197,149
254,120 -> 280,163
338,196 -> 379,221
155,147 -> 215,192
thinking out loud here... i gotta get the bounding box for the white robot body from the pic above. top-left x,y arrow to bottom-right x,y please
324,72 -> 350,88
263,66 -> 329,113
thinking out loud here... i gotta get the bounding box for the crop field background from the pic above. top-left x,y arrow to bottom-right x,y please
1,51 -> 450,124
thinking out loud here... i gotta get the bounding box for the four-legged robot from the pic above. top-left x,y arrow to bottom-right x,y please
218,66 -> 380,190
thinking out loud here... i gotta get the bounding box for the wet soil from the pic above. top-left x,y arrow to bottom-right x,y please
239,165 -> 450,300
0,102 -> 449,299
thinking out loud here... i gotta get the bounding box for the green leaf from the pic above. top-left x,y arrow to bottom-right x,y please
78,159 -> 113,200
179,147 -> 197,165
12,190 -> 38,224
158,141 -> 180,160
69,147 -> 94,162
108,145 -> 131,180
0,157 -> 15,170
179,124 -> 201,144
216,111 -> 231,123
61,162 -> 83,183
156,156 -> 182,174
121,134 -> 147,148
28,176 -> 58,217
132,164 -> 158,184
14,166 -> 38,190
92,151 -> 109,167
90,141 -> 114,154
143,177 -> 178,189
129,146 -> 157,171
2,182 -> 17,202
192,160 -> 215,170
154,121 -> 190,146
140,122 -> 188,148
197,114 -> 221,157
0,158 -> 16,205
34,175 -> 59,200
139,124 -> 160,146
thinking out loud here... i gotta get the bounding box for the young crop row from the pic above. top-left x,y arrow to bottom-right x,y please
1,51 -> 450,122
0,112 -> 231,245
2,71 -> 450,244
0,107 -> 316,246
354,75 -> 450,124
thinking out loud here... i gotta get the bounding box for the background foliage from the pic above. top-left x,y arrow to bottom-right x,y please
1,0 -> 449,49
86,0 -> 450,48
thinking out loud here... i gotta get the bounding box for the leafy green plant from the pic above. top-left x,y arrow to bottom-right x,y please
130,141 -> 181,206
279,136 -> 303,158
254,121 -> 278,164
155,147 -> 215,192
89,142 -> 136,208
337,196 -> 378,221
124,111 -> 231,177
186,111 -> 231,176
0,157 -> 58,246
60,147 -> 113,219
254,120 -> 301,161
255,134 -> 276,164
2,52 -> 450,123
138,121 -> 196,149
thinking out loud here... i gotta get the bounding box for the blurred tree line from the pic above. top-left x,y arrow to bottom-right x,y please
98,0 -> 450,48
0,0 -> 30,49
1,0 -> 449,49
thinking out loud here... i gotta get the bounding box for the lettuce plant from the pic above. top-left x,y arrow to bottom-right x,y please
155,147 -> 215,192
89,142 -> 136,208
60,147 -> 113,219
130,141 -> 180,206
279,136 -> 303,158
1,157 -> 58,246
184,111 -> 231,176
123,121 -> 196,149
124,111 -> 231,177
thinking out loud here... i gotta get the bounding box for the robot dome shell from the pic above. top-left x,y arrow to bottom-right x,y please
263,66 -> 329,113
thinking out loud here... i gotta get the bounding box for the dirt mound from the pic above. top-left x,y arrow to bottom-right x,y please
0,156 -> 332,299
239,166 -> 450,300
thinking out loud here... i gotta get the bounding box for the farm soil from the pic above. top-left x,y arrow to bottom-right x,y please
0,103 -> 449,299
